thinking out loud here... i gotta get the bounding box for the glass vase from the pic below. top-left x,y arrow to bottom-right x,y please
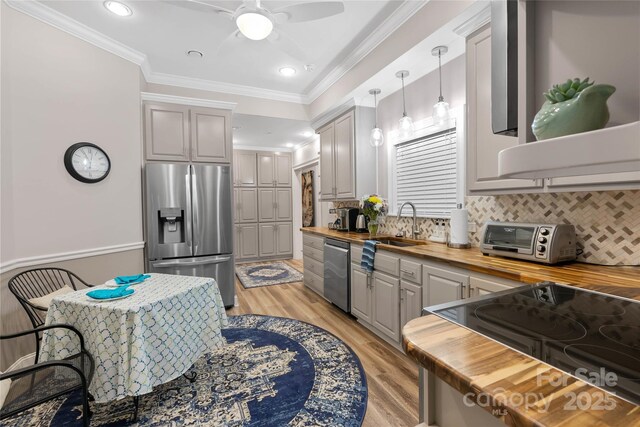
368,219 -> 379,237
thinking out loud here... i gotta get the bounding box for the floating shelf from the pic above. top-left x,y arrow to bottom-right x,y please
499,121 -> 640,179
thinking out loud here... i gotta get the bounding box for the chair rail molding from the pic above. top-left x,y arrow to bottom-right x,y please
0,242 -> 145,274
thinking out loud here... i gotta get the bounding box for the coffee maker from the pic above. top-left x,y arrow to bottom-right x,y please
335,208 -> 359,232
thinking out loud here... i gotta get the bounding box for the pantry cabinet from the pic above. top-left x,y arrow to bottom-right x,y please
235,223 -> 259,260
316,107 -> 377,201
144,102 -> 231,163
258,188 -> 292,222
234,188 -> 258,223
259,223 -> 293,257
258,152 -> 291,187
234,151 -> 257,186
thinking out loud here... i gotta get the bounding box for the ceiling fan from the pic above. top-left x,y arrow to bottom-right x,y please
178,0 -> 345,60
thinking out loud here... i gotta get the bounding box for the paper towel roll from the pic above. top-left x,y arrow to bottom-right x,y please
449,208 -> 469,245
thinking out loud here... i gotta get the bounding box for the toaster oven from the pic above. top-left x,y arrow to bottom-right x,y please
480,221 -> 577,264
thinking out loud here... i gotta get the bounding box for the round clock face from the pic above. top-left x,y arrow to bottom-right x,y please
64,143 -> 111,183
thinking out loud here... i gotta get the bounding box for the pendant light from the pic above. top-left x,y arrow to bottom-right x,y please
432,45 -> 450,126
395,70 -> 414,139
369,88 -> 384,147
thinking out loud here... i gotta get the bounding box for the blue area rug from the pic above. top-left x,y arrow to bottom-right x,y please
4,315 -> 367,426
236,262 -> 304,289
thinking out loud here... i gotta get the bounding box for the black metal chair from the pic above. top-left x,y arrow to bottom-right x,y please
8,268 -> 94,362
0,325 -> 94,426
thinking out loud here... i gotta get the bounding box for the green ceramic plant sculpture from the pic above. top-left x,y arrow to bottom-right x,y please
531,78 -> 616,141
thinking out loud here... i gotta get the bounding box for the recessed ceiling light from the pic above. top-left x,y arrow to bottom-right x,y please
285,143 -> 294,148
186,50 -> 203,58
104,1 -> 132,17
303,131 -> 313,138
279,67 -> 296,77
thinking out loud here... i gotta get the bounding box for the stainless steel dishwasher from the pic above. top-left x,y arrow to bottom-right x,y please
324,238 -> 350,312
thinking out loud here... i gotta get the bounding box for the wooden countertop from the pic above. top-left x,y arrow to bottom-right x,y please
301,227 -> 640,301
403,315 -> 640,426
302,227 -> 640,425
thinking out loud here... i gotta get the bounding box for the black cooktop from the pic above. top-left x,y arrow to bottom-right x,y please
426,283 -> 640,405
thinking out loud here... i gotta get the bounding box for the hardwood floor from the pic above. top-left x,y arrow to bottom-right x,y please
228,259 -> 419,427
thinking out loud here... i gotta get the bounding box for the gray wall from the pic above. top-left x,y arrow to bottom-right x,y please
1,4 -> 145,370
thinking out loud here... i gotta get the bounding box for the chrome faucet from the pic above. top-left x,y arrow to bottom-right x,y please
397,202 -> 420,239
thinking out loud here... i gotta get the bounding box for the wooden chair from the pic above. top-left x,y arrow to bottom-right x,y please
0,325 -> 94,426
8,268 -> 94,362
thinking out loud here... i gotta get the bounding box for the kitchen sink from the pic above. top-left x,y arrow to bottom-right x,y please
370,237 -> 427,247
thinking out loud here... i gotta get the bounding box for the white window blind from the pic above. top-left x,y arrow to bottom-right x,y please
395,128 -> 457,217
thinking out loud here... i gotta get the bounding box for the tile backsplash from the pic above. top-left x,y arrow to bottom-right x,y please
341,190 -> 639,266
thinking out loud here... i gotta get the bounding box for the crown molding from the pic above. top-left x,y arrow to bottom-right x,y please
4,0 -> 148,68
232,145 -> 293,153
145,72 -> 305,104
5,0 -> 426,106
141,92 -> 237,110
453,1 -> 491,38
304,0 -> 427,104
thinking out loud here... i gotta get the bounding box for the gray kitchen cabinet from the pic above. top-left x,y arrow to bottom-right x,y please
303,234 -> 325,296
469,275 -> 522,297
258,188 -> 277,222
546,171 -> 640,191
400,280 -> 422,328
235,187 -> 258,223
276,223 -> 293,256
235,223 -> 259,260
423,265 -> 469,307
234,151 -> 257,186
319,122 -> 336,199
258,152 -> 291,187
190,107 -> 232,163
145,103 -> 232,164
350,263 -> 372,324
372,271 -> 401,342
275,188 -> 292,221
466,26 -> 542,194
258,223 -> 277,257
316,107 -> 376,201
334,111 -> 355,199
259,222 -> 293,257
144,103 -> 190,161
258,188 -> 292,222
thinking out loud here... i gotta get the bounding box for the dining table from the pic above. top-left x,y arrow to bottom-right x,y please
39,273 -> 229,404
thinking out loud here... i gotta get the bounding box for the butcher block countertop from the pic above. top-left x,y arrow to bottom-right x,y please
302,227 -> 640,426
301,227 -> 640,301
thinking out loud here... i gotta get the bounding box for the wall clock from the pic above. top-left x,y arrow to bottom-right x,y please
64,142 -> 111,183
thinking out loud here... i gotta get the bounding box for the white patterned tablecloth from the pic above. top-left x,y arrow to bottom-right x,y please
40,273 -> 228,403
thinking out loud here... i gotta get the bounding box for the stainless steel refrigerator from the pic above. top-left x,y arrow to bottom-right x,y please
145,163 -> 234,307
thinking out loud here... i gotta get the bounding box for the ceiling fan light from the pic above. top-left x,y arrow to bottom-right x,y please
370,127 -> 384,147
236,12 -> 273,41
433,100 -> 450,125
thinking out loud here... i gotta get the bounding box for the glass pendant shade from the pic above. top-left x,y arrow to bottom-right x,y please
370,127 -> 384,147
398,115 -> 414,139
433,99 -> 450,125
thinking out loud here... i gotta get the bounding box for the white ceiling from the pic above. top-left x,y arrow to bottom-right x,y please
37,0 -> 406,96
232,114 -> 314,150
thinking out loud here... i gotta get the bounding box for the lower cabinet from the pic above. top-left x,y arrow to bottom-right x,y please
422,264 -> 469,307
350,263 -> 372,323
235,223 -> 259,260
469,275 -> 523,296
372,272 -> 400,342
400,280 -> 423,328
259,223 -> 293,257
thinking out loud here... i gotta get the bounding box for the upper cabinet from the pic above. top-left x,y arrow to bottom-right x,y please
466,25 -> 542,194
234,151 -> 257,186
144,102 -> 232,164
316,107 -> 377,201
257,152 -> 292,187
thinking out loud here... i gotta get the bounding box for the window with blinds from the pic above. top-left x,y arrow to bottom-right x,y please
395,128 -> 457,217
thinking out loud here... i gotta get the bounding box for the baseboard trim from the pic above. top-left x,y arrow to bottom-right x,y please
1,242 -> 145,275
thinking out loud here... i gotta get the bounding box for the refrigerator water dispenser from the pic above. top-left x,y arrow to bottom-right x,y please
158,208 -> 185,244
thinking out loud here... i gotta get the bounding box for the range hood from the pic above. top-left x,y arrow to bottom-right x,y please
498,121 -> 640,179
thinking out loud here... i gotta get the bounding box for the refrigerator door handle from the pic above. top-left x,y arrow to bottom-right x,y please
151,255 -> 232,268
191,164 -> 200,254
185,165 -> 193,252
